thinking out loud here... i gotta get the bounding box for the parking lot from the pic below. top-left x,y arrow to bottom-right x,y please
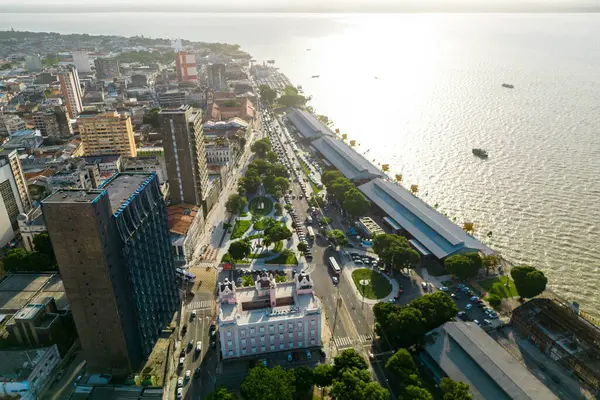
449,284 -> 501,328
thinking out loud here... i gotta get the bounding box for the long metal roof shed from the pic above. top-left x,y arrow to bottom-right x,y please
422,321 -> 558,400
312,136 -> 385,183
358,178 -> 493,259
286,108 -> 335,139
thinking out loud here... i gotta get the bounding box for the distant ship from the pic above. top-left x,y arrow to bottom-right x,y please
311,75 -> 320,78
374,76 -> 379,80
472,148 -> 489,159
501,83 -> 514,89
306,49 -> 311,51
267,60 -> 275,64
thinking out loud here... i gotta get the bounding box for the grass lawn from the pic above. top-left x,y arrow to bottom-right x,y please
351,268 -> 392,300
480,275 -> 519,298
231,220 -> 251,239
273,240 -> 283,253
265,251 -> 298,265
253,218 -> 267,231
249,196 -> 274,216
299,160 -> 321,194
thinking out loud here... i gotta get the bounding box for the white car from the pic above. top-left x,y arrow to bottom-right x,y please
196,341 -> 202,352
177,388 -> 183,399
177,377 -> 184,387
179,357 -> 184,366
332,276 -> 339,284
185,370 -> 191,380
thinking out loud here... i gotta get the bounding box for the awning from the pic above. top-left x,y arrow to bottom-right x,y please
383,216 -> 402,231
409,239 -> 431,256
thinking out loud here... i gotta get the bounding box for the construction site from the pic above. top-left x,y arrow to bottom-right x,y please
511,297 -> 600,395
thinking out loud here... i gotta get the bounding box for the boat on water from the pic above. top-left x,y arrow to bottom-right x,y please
311,75 -> 320,78
472,148 -> 489,158
267,60 -> 275,64
501,83 -> 514,89
306,48 -> 311,51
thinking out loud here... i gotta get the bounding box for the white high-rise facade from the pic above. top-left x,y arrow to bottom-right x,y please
58,66 -> 83,119
72,51 -> 91,73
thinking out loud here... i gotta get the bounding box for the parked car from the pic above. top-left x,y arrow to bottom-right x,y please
287,352 -> 293,362
440,286 -> 449,292
194,367 -> 201,378
306,350 -> 311,360
457,311 -> 469,321
473,319 -> 481,326
179,349 -> 185,358
185,370 -> 191,380
332,276 -> 339,284
177,377 -> 184,387
177,388 -> 183,399
179,357 -> 185,367
196,341 -> 202,352
465,304 -> 473,311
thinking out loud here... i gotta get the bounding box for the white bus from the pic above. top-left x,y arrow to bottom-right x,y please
328,257 -> 341,274
175,268 -> 196,282
307,226 -> 315,239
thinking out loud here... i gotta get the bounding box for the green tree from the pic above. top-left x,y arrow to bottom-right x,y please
266,151 -> 279,163
265,223 -> 292,244
278,93 -> 307,108
326,229 -> 347,246
207,385 -> 237,400
322,170 -> 345,186
373,234 -> 420,271
465,252 -> 483,272
487,294 -> 502,307
33,233 -> 56,265
228,240 -> 251,261
248,158 -> 271,176
27,252 -> 54,271
440,378 -> 472,400
3,248 -> 29,272
273,177 -> 290,195
410,292 -> 458,331
251,138 -> 272,158
331,368 -> 389,400
240,171 -> 262,194
292,366 -> 314,396
313,364 -> 334,388
385,349 -> 421,388
240,366 -> 295,400
403,385 -> 433,400
482,254 -> 501,273
444,254 -> 480,280
333,349 -> 368,375
510,265 -> 548,299
142,108 -> 161,128
308,195 -> 326,207
329,177 -> 354,200
319,216 -> 332,225
225,194 -> 248,215
297,242 -> 308,253
223,100 -> 241,107
259,85 -> 277,104
271,163 -> 288,178
343,189 -> 370,217
274,202 -> 283,216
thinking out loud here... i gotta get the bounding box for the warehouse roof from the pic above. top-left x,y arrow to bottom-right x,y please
286,108 -> 335,139
423,321 -> 558,400
358,178 -> 493,259
312,136 -> 384,182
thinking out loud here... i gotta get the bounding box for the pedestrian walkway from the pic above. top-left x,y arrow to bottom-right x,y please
188,300 -> 214,310
359,334 -> 373,343
333,336 -> 353,348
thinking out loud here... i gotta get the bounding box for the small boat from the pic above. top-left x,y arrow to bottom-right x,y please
374,76 -> 379,80
311,75 -> 320,78
306,48 -> 311,51
472,148 -> 489,159
267,60 -> 275,64
501,83 -> 514,89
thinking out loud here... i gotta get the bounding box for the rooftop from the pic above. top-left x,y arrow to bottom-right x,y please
83,155 -> 121,164
0,347 -> 54,382
359,179 -> 493,259
286,108 -> 335,139
312,136 -> 384,182
43,173 -> 155,215
0,274 -> 67,313
167,204 -> 201,236
423,321 -> 557,400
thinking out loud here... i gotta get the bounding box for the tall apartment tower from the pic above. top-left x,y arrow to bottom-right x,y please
41,173 -> 179,376
207,63 -> 227,91
94,58 -> 121,79
175,52 -> 197,82
158,105 -> 208,209
0,149 -> 32,245
33,110 -> 61,137
58,66 -> 83,119
72,50 -> 91,73
25,54 -> 42,72
77,111 -> 137,157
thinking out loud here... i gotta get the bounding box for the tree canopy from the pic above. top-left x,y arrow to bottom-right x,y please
207,386 -> 237,400
440,378 -> 472,400
385,349 -> 421,388
329,177 -> 355,199
333,348 -> 368,375
331,368 -> 389,400
292,366 -> 314,396
326,229 -> 348,246
264,222 -> 292,244
2,247 -> 56,273
444,253 -> 482,280
510,265 -> 548,299
322,170 -> 345,186
225,194 -> 248,215
33,233 -> 56,264
240,366 -> 295,400
259,84 -> 277,104
312,364 -> 334,388
277,86 -> 308,108
228,239 -> 251,261
373,234 -> 420,271
403,385 -> 433,400
297,242 -> 309,253
239,170 -> 262,194
266,151 -> 279,163
251,138 -> 272,158
342,189 -> 370,217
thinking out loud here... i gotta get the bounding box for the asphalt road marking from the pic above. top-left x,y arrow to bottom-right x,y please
188,300 -> 214,310
333,336 -> 352,348
359,334 -> 373,343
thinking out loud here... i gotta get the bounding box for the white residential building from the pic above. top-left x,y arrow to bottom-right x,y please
218,272 -> 322,360
0,345 -> 61,399
72,50 -> 91,73
17,207 -> 46,252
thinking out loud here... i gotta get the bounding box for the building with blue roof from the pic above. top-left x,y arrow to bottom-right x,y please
42,173 -> 179,376
358,178 -> 493,259
286,108 -> 336,140
312,136 -> 385,183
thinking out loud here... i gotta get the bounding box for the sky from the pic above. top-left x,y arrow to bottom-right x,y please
0,0 -> 598,12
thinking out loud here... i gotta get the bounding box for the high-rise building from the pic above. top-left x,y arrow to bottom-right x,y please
207,63 -> 227,91
159,105 -> 209,210
41,173 -> 179,376
94,58 -> 121,79
72,51 -> 91,73
33,110 -> 61,137
175,52 -> 197,82
58,66 -> 83,119
0,149 -> 32,246
0,114 -> 27,136
77,111 -> 137,157
25,54 -> 42,72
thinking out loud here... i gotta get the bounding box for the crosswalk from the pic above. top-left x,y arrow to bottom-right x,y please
188,300 -> 214,310
333,334 -> 373,349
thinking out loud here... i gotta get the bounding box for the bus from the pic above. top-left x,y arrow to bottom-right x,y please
175,268 -> 196,282
328,257 -> 341,274
307,226 -> 315,239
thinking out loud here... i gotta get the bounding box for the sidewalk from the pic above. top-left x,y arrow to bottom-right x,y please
341,264 -> 399,305
420,268 -> 452,289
